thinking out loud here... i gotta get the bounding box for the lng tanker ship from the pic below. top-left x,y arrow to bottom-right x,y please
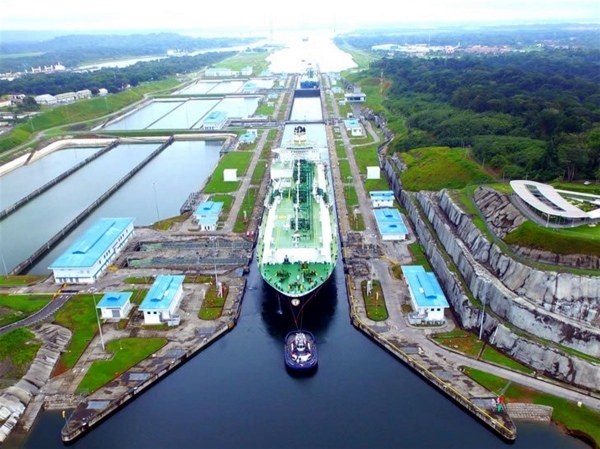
257,126 -> 338,307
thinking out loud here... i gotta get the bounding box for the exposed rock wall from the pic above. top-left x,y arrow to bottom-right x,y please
398,188 -> 600,391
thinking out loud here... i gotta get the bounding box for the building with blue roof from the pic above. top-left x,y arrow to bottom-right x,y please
401,265 -> 449,324
373,208 -> 408,241
343,118 -> 363,137
202,111 -> 228,130
49,217 -> 134,284
97,292 -> 133,319
139,275 -> 185,325
194,201 -> 223,231
370,191 -> 395,208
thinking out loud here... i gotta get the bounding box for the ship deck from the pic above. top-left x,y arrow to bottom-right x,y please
260,261 -> 333,297
271,195 -> 323,249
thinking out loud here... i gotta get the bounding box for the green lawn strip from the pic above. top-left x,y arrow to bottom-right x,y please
233,187 -> 258,233
251,159 -> 268,185
335,139 -> 347,158
53,294 -> 103,373
76,337 -> 167,395
214,49 -> 270,74
352,144 -> 380,174
202,151 -> 252,194
339,159 -> 352,179
505,221 -> 600,258
361,280 -> 389,321
151,213 -> 190,231
480,345 -> 533,374
0,328 -> 41,379
344,185 -> 366,231
364,178 -> 390,192
0,294 -> 53,327
209,194 -> 234,223
0,275 -> 47,286
124,277 -> 155,285
408,242 -> 431,269
400,147 -> 493,191
432,331 -> 484,358
464,367 -> 600,447
199,284 -> 228,320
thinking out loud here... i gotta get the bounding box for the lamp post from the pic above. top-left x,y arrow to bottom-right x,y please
152,182 -> 160,222
90,287 -> 105,351
0,249 -> 7,276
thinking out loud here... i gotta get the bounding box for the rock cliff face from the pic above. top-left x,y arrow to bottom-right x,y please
397,185 -> 600,392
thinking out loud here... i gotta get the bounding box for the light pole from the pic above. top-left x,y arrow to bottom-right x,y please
152,182 -> 160,222
90,287 -> 105,351
0,249 -> 8,276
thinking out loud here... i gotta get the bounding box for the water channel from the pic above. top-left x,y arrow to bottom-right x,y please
1,32 -> 590,449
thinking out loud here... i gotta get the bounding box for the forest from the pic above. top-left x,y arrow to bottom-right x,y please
0,51 -> 236,97
338,26 -> 600,182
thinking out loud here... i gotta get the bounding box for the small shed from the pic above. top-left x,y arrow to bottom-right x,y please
96,292 -> 133,320
367,166 -> 380,179
224,169 -> 238,182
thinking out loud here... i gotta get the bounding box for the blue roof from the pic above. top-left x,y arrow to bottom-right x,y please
344,119 -> 360,128
370,191 -> 394,201
204,111 -> 227,124
240,133 -> 256,143
374,208 -> 408,235
198,216 -> 218,226
194,201 -> 223,217
139,275 -> 185,311
97,292 -> 132,308
49,218 -> 134,268
401,266 -> 449,308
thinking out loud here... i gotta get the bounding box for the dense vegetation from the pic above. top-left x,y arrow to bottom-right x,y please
337,25 -> 600,182
0,33 -> 257,72
0,51 -> 234,96
375,49 -> 600,182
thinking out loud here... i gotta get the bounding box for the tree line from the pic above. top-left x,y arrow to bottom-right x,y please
369,49 -> 600,182
0,51 -> 235,97
0,33 -> 257,73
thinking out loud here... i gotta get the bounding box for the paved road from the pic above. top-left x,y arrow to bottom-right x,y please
0,293 -> 73,336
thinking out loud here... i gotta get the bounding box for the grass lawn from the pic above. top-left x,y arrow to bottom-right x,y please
151,213 -> 190,231
335,140 -> 347,158
76,337 -> 167,395
364,178 -> 391,192
0,294 -> 52,327
202,151 -> 252,194
361,280 -> 389,321
125,276 -> 155,284
199,284 -> 228,320
480,345 -> 533,374
0,275 -> 46,286
464,367 -> 600,447
400,147 -> 493,191
408,242 -> 431,269
0,328 -> 41,380
251,159 -> 268,185
352,144 -> 380,174
339,159 -> 352,180
53,294 -> 103,374
505,221 -> 600,258
234,187 -> 257,233
214,49 -> 270,74
432,330 -> 484,358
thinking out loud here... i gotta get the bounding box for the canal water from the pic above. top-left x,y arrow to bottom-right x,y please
0,140 -> 222,275
1,32 -> 591,449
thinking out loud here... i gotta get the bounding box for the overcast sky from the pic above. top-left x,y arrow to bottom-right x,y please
0,0 -> 598,33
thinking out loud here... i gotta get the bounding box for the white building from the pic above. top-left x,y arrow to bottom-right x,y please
96,292 -> 133,319
241,66 -> 253,76
139,275 -> 185,325
48,217 -> 135,284
401,265 -> 449,324
76,89 -> 92,99
194,201 -> 223,231
370,191 -> 394,208
98,88 -> 109,96
202,111 -> 228,130
55,92 -> 77,103
34,94 -> 57,105
374,208 -> 408,241
367,166 -> 380,179
223,168 -> 238,182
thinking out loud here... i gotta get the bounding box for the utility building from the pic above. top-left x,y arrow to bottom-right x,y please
370,191 -> 395,208
202,111 -> 228,130
139,275 -> 185,325
49,217 -> 135,284
194,201 -> 223,231
401,265 -> 449,325
373,208 -> 408,241
96,292 -> 133,320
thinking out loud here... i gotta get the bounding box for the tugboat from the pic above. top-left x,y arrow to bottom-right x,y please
284,331 -> 318,371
